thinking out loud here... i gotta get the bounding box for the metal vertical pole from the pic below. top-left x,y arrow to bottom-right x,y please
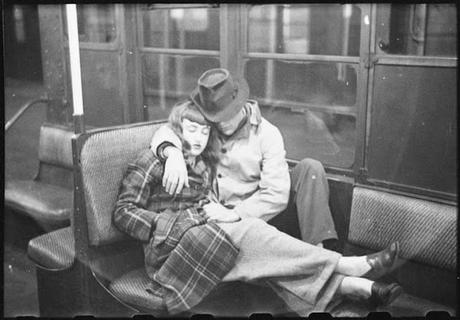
65,4 -> 85,134
339,4 -> 352,81
266,6 -> 277,100
177,16 -> 185,96
159,12 -> 169,111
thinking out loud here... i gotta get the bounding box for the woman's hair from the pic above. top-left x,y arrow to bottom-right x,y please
168,100 -> 220,180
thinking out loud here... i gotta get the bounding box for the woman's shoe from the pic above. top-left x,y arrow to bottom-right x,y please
369,282 -> 403,307
363,241 -> 400,280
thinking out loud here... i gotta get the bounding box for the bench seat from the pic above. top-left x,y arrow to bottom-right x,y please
5,123 -> 74,231
109,268 -> 166,314
27,227 -> 75,270
335,186 -> 457,317
109,267 -> 291,316
71,121 -> 295,316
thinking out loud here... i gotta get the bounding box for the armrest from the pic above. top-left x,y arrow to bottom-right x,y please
5,97 -> 50,132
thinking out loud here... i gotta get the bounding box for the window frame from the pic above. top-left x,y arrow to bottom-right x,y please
359,4 -> 457,203
62,4 -> 121,51
136,3 -> 222,120
374,3 -> 457,62
237,3 -> 371,177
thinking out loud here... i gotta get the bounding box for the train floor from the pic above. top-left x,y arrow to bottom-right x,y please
4,78 -> 44,317
4,211 -> 41,317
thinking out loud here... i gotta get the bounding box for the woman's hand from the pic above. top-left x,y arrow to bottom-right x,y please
203,202 -> 241,223
162,146 -> 189,195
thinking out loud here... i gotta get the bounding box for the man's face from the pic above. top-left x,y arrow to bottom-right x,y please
215,108 -> 245,136
182,118 -> 210,157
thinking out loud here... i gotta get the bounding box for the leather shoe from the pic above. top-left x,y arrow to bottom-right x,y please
363,241 -> 400,280
369,282 -> 403,307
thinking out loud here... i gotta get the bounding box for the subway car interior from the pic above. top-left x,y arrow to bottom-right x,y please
3,3 -> 457,317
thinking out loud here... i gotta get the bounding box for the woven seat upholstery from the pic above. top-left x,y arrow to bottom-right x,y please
27,227 -> 75,270
340,186 -> 457,316
79,123 -> 165,246
5,180 -> 72,228
109,268 -> 166,313
348,187 -> 457,271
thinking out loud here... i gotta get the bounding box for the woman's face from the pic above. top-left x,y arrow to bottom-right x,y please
182,118 -> 210,157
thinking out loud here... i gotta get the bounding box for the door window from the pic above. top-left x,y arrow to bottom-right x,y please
376,4 -> 457,56
63,4 -> 117,43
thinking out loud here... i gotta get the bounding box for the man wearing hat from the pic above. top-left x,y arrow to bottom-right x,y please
150,68 -> 338,248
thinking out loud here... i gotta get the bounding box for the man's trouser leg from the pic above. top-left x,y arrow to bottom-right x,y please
218,218 -> 344,315
290,158 -> 338,245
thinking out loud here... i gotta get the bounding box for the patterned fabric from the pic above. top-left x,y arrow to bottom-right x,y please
349,187 -> 457,271
146,209 -> 238,314
113,149 -> 210,242
109,268 -> 166,314
113,149 -> 238,314
27,226 -> 75,270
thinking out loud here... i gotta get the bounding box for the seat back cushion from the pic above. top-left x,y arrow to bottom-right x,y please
348,187 -> 456,271
38,123 -> 75,169
78,122 -> 165,246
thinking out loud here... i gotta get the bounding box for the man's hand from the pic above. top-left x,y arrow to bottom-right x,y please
162,147 -> 189,195
203,202 -> 241,223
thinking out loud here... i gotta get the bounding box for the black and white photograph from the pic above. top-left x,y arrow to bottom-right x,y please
3,2 -> 457,317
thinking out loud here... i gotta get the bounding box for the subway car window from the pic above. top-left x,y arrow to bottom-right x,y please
142,7 -> 219,50
142,55 -> 220,119
368,65 -> 457,195
141,6 -> 220,120
64,4 -> 117,43
245,60 -> 357,167
376,4 -> 457,56
248,4 -> 361,56
245,4 -> 361,168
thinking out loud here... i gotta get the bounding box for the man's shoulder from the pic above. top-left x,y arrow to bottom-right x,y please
259,117 -> 282,136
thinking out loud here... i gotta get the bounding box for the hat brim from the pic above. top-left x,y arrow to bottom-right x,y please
190,77 -> 249,123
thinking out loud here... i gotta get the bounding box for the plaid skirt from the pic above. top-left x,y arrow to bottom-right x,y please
144,206 -> 239,314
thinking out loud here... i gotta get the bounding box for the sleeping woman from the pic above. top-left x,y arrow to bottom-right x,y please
113,100 -> 402,315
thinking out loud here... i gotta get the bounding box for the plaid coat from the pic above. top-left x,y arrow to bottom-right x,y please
113,149 -> 239,314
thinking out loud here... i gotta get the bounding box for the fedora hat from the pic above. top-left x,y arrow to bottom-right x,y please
190,68 -> 249,123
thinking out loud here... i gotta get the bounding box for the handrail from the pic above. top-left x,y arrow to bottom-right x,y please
5,97 -> 50,132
